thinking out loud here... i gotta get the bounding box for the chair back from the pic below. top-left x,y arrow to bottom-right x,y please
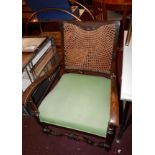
26,0 -> 76,20
63,21 -> 120,75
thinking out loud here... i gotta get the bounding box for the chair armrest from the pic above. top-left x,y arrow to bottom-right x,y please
109,74 -> 119,126
22,54 -> 63,106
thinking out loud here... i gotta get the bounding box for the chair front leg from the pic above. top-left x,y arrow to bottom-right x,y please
104,123 -> 116,151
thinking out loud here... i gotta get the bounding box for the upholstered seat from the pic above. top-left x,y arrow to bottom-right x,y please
39,73 -> 111,137
26,0 -> 94,21
26,0 -> 78,20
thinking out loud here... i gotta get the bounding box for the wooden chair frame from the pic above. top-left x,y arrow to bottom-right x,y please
23,21 -> 120,151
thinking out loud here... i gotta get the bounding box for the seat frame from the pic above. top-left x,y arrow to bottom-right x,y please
22,21 -> 120,151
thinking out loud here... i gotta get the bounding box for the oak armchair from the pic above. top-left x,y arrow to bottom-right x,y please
23,21 -> 120,150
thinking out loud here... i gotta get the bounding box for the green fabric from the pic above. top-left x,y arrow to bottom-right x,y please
38,73 -> 111,137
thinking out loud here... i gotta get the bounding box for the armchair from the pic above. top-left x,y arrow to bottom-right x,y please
23,21 -> 120,150
26,0 -> 94,21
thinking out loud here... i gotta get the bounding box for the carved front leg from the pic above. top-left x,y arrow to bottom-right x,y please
104,124 -> 116,151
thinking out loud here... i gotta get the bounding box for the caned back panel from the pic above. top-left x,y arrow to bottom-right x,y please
63,22 -> 117,74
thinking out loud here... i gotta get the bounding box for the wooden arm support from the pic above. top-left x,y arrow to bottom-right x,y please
109,74 -> 119,126
109,48 -> 119,127
22,54 -> 63,106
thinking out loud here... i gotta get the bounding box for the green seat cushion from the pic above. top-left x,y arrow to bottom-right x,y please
38,73 -> 111,137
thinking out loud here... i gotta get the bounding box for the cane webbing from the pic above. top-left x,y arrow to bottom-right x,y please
64,22 -> 116,74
